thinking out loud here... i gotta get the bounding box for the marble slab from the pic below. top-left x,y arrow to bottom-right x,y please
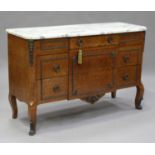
6,22 -> 147,40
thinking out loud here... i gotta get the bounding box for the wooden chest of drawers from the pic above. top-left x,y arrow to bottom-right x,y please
6,22 -> 147,135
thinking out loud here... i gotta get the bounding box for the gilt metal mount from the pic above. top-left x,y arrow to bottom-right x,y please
28,40 -> 34,65
81,93 -> 105,104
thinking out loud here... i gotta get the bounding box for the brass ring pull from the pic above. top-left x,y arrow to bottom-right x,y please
107,36 -> 113,44
53,65 -> 60,73
77,38 -> 83,48
122,74 -> 129,81
110,51 -> 116,58
107,83 -> 113,89
53,85 -> 60,93
123,55 -> 129,63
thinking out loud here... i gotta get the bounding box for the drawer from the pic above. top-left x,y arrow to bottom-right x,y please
69,48 -> 117,74
70,34 -> 119,49
117,66 -> 138,87
35,38 -> 68,55
39,77 -> 68,100
37,54 -> 68,79
117,49 -> 140,67
119,32 -> 144,46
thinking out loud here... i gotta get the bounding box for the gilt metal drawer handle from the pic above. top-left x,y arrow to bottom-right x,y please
77,38 -> 83,48
122,74 -> 129,81
123,55 -> 129,63
77,38 -> 83,65
107,36 -> 113,44
110,51 -> 116,58
53,85 -> 60,93
107,83 -> 113,89
53,65 -> 61,73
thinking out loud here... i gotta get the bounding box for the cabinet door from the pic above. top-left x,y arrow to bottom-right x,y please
69,48 -> 116,99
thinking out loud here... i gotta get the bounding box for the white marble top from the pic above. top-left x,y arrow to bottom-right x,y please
6,22 -> 147,40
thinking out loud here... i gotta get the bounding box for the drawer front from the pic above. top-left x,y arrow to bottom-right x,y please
39,77 -> 68,100
117,49 -> 140,67
37,54 -> 68,79
69,49 -> 116,98
35,38 -> 68,55
70,34 -> 119,49
117,66 -> 138,87
119,32 -> 144,46
70,49 -> 116,73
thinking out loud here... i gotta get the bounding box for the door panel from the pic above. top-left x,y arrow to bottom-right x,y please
69,48 -> 116,98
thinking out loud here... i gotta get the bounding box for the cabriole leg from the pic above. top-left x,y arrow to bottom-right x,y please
9,94 -> 18,119
28,102 -> 37,136
135,82 -> 144,110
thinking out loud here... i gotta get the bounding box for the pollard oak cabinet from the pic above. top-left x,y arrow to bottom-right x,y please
6,22 -> 147,135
